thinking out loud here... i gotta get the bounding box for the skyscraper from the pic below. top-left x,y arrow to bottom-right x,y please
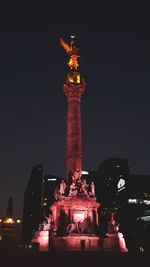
42,174 -> 64,217
22,163 -> 43,246
97,157 -> 129,207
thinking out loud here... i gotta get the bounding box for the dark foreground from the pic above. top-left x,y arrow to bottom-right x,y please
0,250 -> 149,267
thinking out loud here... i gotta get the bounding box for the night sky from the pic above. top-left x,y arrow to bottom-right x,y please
0,3 -> 150,218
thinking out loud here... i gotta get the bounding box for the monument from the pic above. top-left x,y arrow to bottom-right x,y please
31,37 -> 128,252
60,37 -> 85,178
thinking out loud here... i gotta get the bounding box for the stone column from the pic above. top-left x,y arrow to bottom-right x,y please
63,71 -> 85,178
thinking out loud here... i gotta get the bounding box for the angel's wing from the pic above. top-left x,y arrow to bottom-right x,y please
60,38 -> 71,54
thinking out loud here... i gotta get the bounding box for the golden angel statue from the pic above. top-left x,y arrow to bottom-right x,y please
60,37 -> 80,70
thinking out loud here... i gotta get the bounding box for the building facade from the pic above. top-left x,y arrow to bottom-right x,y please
96,157 -> 129,207
0,197 -> 21,251
22,163 -> 43,247
42,174 -> 65,217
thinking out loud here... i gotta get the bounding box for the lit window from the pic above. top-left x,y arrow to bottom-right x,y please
128,199 -> 150,205
137,216 -> 150,222
128,199 -> 138,204
143,200 -> 150,205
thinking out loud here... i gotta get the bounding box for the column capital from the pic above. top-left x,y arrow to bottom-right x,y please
63,71 -> 85,100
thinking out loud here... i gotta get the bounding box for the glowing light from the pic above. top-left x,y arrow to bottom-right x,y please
118,186 -> 125,192
143,200 -> 150,205
128,199 -> 150,205
39,234 -> 49,250
3,218 -> 15,224
17,219 -> 21,224
47,178 -> 57,181
68,72 -> 80,83
8,218 -> 14,223
139,246 -> 144,253
82,171 -> 89,175
117,178 -> 125,192
137,216 -> 150,221
128,199 -> 138,204
73,213 -> 84,223
0,219 -> 2,223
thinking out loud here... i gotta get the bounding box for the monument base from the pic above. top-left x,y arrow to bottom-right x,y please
101,232 -> 128,252
51,235 -> 100,251
32,231 -> 128,252
32,230 -> 49,252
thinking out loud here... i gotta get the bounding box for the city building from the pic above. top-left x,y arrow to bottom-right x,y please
118,174 -> 150,252
42,174 -> 65,217
96,157 -> 129,207
83,159 -> 150,252
0,197 -> 21,251
22,163 -> 43,247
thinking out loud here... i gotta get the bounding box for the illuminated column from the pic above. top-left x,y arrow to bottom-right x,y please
63,71 -> 85,178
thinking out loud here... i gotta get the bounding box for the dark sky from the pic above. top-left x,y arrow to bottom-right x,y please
0,3 -> 150,218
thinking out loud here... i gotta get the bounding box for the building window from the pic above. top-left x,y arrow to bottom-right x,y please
47,178 -> 57,181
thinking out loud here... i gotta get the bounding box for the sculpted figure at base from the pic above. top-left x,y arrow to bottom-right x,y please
90,181 -> 95,196
67,222 -> 80,235
80,179 -> 89,195
67,170 -> 97,198
108,213 -> 120,233
69,181 -> 78,196
42,213 -> 53,230
71,169 -> 82,182
59,179 -> 66,195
